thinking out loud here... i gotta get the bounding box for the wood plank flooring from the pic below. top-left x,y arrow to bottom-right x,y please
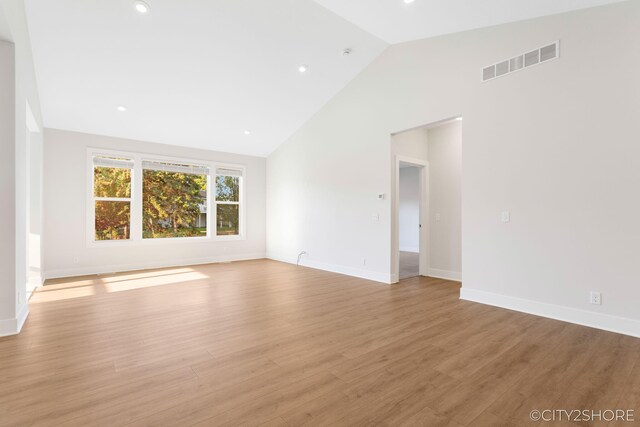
0,259 -> 638,426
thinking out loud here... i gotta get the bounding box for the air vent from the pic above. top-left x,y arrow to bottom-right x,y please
540,43 -> 557,62
482,65 -> 495,81
509,55 -> 524,72
524,49 -> 539,67
496,60 -> 509,77
482,41 -> 559,82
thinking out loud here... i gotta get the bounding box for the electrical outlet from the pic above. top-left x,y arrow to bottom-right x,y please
590,292 -> 602,305
501,211 -> 511,223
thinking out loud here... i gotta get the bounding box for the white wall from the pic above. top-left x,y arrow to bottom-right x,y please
0,0 -> 44,336
267,1 -> 640,337
0,40 -> 17,335
43,129 -> 266,278
398,167 -> 420,252
391,127 -> 429,160
427,121 -> 462,279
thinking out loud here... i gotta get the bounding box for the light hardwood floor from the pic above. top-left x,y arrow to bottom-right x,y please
1,259 -> 638,426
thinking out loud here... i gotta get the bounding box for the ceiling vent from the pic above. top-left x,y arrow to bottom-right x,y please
482,41 -> 559,82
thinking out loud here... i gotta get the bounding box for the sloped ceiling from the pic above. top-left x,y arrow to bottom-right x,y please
24,0 -> 387,156
24,0 -> 626,156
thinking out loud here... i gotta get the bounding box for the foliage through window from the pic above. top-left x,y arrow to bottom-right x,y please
93,157 -> 133,240
142,162 -> 208,239
215,172 -> 240,236
90,152 -> 243,243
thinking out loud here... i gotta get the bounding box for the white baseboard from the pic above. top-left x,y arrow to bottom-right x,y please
399,246 -> 419,253
45,253 -> 266,280
0,303 -> 30,337
427,268 -> 461,282
267,253 -> 393,284
460,287 -> 640,339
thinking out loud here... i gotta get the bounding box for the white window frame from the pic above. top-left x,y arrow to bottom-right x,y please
86,148 -> 246,247
213,172 -> 244,240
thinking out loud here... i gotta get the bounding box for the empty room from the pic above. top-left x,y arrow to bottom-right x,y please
1,0 -> 639,425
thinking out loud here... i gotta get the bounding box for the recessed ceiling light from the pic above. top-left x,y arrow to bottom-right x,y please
404,0 -> 415,3
298,64 -> 309,74
244,130 -> 251,135
117,105 -> 127,112
133,1 -> 150,14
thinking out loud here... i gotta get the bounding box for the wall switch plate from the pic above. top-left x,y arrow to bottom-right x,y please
435,213 -> 441,221
371,213 -> 379,222
590,291 -> 602,305
501,211 -> 511,223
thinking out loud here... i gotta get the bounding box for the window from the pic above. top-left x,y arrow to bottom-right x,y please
92,156 -> 133,240
142,161 -> 209,239
88,150 -> 244,245
215,168 -> 242,236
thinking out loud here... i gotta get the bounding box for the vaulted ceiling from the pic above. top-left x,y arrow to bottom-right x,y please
24,0 -> 387,156
313,0 -> 627,44
24,0 -> 626,156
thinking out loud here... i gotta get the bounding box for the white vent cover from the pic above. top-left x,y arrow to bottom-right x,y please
482,41 -> 559,82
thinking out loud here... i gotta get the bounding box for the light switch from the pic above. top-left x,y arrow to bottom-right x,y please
372,213 -> 380,222
435,213 -> 441,221
501,211 -> 511,223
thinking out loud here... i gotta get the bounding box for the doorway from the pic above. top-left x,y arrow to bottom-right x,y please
398,163 -> 425,279
391,116 -> 462,283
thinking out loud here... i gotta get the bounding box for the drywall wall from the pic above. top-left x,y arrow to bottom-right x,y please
427,121 -> 462,279
0,0 -> 44,336
0,41 -> 17,334
398,167 -> 420,252
43,129 -> 267,278
391,127 -> 429,160
267,1 -> 640,336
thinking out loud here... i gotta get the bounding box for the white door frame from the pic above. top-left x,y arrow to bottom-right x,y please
392,155 -> 429,283
25,102 -> 42,299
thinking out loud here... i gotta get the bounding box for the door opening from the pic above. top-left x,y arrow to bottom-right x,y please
398,163 -> 423,279
391,116 -> 462,284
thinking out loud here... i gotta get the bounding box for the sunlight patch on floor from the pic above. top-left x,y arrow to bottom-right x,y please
33,268 -> 209,303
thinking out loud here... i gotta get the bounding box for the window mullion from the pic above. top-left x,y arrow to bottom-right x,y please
207,173 -> 212,238
130,157 -> 143,241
